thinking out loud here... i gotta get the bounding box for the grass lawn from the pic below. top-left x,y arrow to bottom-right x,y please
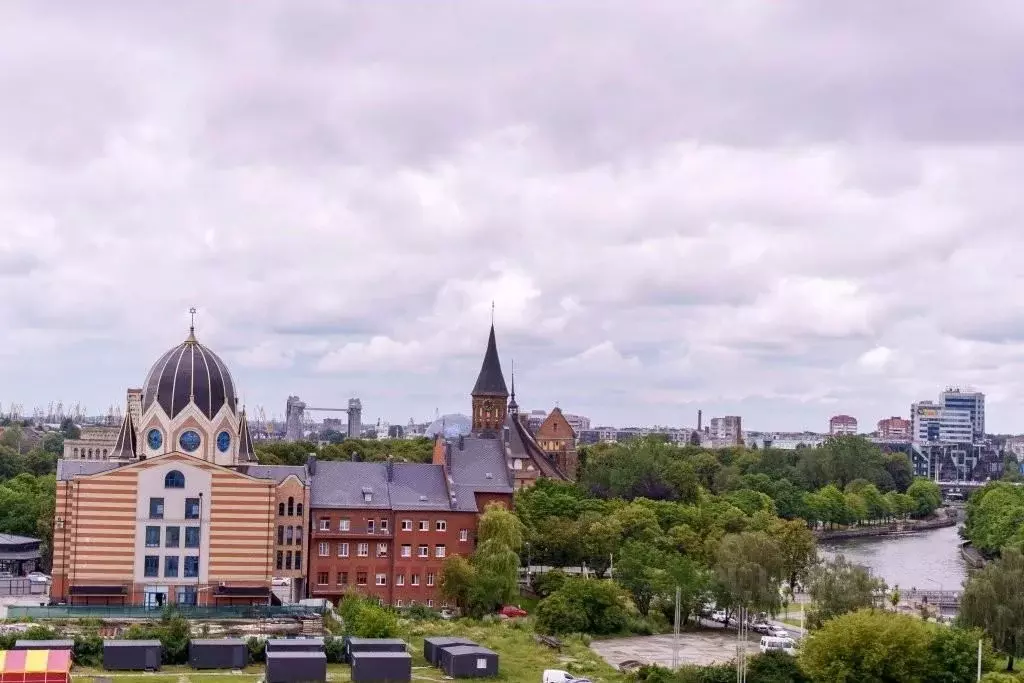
67,618 -> 624,683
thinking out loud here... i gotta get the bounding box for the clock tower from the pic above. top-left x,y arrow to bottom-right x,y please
471,323 -> 509,433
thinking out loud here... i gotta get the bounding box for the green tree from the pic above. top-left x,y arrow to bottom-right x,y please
713,531 -> 785,617
906,478 -> 943,518
883,452 -> 915,492
960,547 -> 1024,671
963,482 -> 1024,555
467,503 -> 523,615
746,651 -> 810,683
439,555 -> 476,610
799,610 -> 935,682
773,518 -> 817,593
535,578 -> 628,635
805,555 -> 883,628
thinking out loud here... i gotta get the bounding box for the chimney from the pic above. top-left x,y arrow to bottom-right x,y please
697,409 -> 702,432
432,434 -> 447,466
306,454 -> 317,475
444,441 -> 452,475
385,456 -> 394,482
458,434 -> 465,451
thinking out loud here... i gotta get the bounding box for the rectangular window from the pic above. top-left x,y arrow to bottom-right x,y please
411,574 -> 420,586
145,526 -> 160,547
401,544 -> 411,558
339,542 -> 349,558
376,573 -> 387,586
165,556 -> 179,578
185,526 -> 200,548
418,545 -> 428,558
459,529 -> 469,542
277,525 -> 285,545
338,571 -> 348,585
319,518 -> 330,531
177,587 -> 197,606
436,520 -> 447,532
396,574 -> 405,586
184,556 -> 199,578
356,572 -> 368,586
285,552 -> 292,570
435,545 -> 446,558
339,519 -> 350,531
144,555 -> 159,577
185,498 -> 200,520
377,543 -> 388,557
276,551 -> 283,570
295,551 -> 302,570
427,599 -> 434,608
295,526 -> 303,545
286,526 -> 294,545
380,519 -> 389,532
367,520 -> 375,534
166,526 -> 180,548
427,572 -> 435,586
357,542 -> 368,557
149,498 -> 164,519
396,599 -> 403,607
317,572 -> 329,585
401,519 -> 412,531
419,520 -> 429,531
318,542 -> 329,557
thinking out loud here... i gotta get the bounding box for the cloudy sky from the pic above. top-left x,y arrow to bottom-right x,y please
2,2 -> 1023,432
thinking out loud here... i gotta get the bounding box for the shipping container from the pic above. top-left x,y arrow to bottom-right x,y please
265,637 -> 325,653
350,651 -> 412,683
342,637 -> 407,663
102,640 -> 162,671
12,640 -> 74,652
265,651 -> 327,683
188,638 -> 248,669
423,637 -> 476,666
440,645 -> 499,678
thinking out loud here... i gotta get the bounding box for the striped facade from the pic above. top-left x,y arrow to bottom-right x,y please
53,452 -> 281,606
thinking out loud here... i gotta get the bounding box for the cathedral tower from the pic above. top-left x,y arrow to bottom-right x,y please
471,324 -> 509,433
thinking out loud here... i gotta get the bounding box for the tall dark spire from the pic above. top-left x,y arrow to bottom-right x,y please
508,359 -> 519,415
110,408 -> 138,460
472,324 -> 509,397
238,407 -> 257,463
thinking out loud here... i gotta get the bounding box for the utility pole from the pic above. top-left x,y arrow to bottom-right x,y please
977,638 -> 982,682
672,587 -> 681,669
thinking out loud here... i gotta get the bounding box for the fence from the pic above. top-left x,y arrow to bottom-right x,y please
0,579 -> 45,597
7,604 -> 324,620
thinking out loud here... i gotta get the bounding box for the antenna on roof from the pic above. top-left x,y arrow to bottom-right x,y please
491,300 -> 495,326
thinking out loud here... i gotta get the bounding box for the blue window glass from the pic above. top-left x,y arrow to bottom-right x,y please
217,431 -> 231,452
184,556 -> 199,578
164,556 -> 179,578
185,526 -> 201,548
165,526 -> 180,548
149,498 -> 164,519
179,431 -> 201,452
144,555 -> 159,577
185,498 -> 200,520
147,429 -> 163,450
176,587 -> 197,605
164,470 -> 185,488
145,526 -> 160,547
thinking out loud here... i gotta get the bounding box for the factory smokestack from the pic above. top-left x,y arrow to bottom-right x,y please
697,409 -> 702,432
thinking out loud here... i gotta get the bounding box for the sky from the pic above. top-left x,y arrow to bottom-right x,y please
2,2 -> 1024,432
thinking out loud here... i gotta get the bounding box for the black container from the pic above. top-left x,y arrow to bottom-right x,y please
103,640 -> 162,671
266,651 -> 327,683
13,640 -> 74,651
350,651 -> 412,683
265,637 -> 325,653
188,638 -> 248,669
423,637 -> 476,666
342,637 -> 407,663
439,645 -> 499,678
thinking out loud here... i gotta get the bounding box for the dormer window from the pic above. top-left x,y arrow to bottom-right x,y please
362,487 -> 373,503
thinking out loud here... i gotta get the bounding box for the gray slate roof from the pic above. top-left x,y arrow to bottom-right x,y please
310,462 -> 392,509
471,324 -> 508,397
57,460 -> 121,481
0,533 -> 41,546
237,464 -> 307,484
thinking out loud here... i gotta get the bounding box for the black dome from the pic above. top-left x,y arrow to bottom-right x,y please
143,331 -> 237,420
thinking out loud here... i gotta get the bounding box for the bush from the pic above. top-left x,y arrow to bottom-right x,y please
339,595 -> 398,638
536,578 -> 628,635
246,637 -> 266,664
73,633 -> 104,667
534,570 -> 569,598
404,603 -> 440,621
746,651 -> 809,683
323,635 -> 345,663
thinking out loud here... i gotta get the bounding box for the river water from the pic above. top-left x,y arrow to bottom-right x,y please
817,524 -> 968,592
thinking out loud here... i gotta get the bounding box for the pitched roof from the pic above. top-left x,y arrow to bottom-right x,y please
57,460 -> 121,481
238,411 -> 257,462
309,461 -> 392,509
537,407 -> 577,440
110,410 -> 137,459
389,463 -> 452,511
506,414 -> 568,480
448,437 -> 515,493
471,324 -> 508,397
236,464 -> 307,484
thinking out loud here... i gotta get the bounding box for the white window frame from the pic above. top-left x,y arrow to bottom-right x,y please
367,520 -> 375,533
357,542 -> 369,557
427,573 -> 435,586
401,519 -> 412,531
427,599 -> 434,608
396,599 -> 403,607
319,518 -> 330,531
318,542 -> 329,557
401,544 -> 411,558
396,574 -> 405,586
411,574 -> 420,586
435,545 -> 446,558
459,529 -> 469,542
338,542 -> 349,558
376,573 -> 387,586
380,519 -> 389,532
419,520 -> 429,531
317,572 -> 328,585
339,519 -> 350,531
418,545 -> 428,558
377,542 -> 388,557
436,520 -> 447,532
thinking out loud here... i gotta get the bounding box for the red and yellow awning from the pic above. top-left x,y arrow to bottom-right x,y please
0,650 -> 71,682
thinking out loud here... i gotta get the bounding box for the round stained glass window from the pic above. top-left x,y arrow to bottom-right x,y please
179,430 -> 201,452
147,429 -> 163,450
217,431 -> 230,452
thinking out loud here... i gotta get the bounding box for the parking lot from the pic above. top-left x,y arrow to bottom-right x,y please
591,630 -> 759,668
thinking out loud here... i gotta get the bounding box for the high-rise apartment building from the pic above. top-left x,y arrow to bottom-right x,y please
828,415 -> 858,435
911,400 -> 973,444
877,416 -> 911,440
940,388 -> 985,439
709,416 -> 743,445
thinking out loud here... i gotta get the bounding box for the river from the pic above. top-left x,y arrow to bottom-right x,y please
818,524 -> 968,592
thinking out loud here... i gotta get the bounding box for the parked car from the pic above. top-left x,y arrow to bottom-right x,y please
26,572 -> 50,585
544,670 -> 592,683
439,609 -> 457,620
710,610 -> 728,623
767,625 -> 790,638
750,622 -> 773,635
271,577 -> 291,586
500,605 -> 528,618
759,636 -> 797,655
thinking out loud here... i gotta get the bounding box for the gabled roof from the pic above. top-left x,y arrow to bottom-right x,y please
309,461 -> 392,509
472,324 -> 508,397
537,406 -> 577,440
448,437 -> 514,494
389,463 -> 453,511
57,460 -> 120,481
110,410 -> 137,459
506,414 -> 568,480
236,464 -> 307,484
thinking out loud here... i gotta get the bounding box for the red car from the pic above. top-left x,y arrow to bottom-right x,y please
499,605 -> 528,618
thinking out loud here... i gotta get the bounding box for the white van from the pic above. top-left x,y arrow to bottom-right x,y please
759,636 -> 797,655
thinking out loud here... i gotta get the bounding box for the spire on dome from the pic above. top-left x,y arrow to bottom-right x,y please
238,407 -> 257,463
110,408 -> 138,460
186,306 -> 198,343
471,324 -> 508,397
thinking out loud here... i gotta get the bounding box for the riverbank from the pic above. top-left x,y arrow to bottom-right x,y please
815,510 -> 957,541
959,541 -> 986,569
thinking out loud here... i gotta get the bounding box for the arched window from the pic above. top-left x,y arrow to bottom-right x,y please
296,503 -> 304,517
287,497 -> 294,516
164,470 -> 185,488
278,502 -> 285,516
